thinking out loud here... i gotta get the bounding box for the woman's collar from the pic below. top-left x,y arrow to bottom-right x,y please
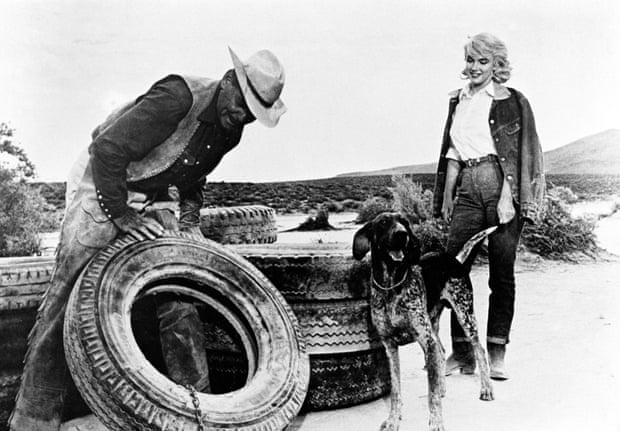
448,81 -> 510,101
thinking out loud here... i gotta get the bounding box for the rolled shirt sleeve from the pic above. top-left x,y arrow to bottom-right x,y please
445,145 -> 462,161
90,76 -> 193,219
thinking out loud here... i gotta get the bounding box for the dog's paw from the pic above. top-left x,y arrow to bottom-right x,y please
379,418 -> 400,431
479,385 -> 494,401
429,419 -> 445,431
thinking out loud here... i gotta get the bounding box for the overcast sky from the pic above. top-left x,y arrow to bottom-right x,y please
2,0 -> 619,182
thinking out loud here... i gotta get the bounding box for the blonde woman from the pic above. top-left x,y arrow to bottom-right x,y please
432,33 -> 544,380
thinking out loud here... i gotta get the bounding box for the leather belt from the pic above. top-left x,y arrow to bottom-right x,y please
461,154 -> 498,168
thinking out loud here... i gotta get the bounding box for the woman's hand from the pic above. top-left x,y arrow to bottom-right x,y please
442,196 -> 455,223
497,179 -> 516,224
442,159 -> 461,224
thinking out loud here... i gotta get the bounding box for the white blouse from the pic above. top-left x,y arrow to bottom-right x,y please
446,81 -> 497,161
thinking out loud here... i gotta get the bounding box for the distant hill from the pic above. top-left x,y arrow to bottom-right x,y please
337,162 -> 438,177
337,129 -> 620,177
544,129 -> 620,174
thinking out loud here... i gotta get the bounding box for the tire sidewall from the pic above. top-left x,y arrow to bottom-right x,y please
64,232 -> 309,430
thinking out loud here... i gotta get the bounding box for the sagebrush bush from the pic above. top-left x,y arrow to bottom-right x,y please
342,199 -> 361,211
388,175 -> 448,252
0,169 -> 46,256
390,174 -> 430,222
324,200 -> 345,213
355,196 -> 392,223
547,184 -> 579,204
521,193 -> 598,259
412,220 -> 448,254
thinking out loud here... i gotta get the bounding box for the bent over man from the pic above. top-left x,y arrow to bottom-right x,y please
10,47 -> 286,431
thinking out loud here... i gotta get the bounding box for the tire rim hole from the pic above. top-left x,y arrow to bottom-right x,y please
131,282 -> 257,395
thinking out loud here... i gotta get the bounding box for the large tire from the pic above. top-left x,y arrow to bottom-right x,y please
63,232 -> 309,431
0,242 -> 391,420
230,244 -> 390,411
0,256 -> 53,430
200,205 -> 277,244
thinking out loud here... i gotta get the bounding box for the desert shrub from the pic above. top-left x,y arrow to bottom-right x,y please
293,207 -> 335,231
521,192 -> 598,260
324,200 -> 345,213
412,219 -> 449,254
355,196 -> 393,223
342,199 -> 361,211
547,184 -> 579,204
0,124 -> 53,255
0,170 -> 48,256
390,174 -> 433,222
388,175 -> 446,252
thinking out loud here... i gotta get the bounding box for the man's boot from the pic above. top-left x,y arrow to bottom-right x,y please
487,342 -> 509,381
157,299 -> 211,392
445,340 -> 475,375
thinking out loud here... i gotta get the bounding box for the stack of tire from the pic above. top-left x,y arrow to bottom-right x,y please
232,243 -> 389,411
0,205 -> 389,430
0,257 -> 53,429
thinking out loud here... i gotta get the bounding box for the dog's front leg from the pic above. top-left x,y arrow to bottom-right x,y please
417,328 -> 446,431
380,340 -> 402,431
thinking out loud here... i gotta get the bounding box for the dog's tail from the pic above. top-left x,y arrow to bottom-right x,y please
455,226 -> 498,264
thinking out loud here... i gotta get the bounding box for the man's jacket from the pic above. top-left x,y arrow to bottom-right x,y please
432,83 -> 545,224
91,75 -> 218,182
72,74 -> 243,228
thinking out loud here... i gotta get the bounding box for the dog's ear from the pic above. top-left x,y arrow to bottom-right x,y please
399,214 -> 421,264
353,223 -> 372,260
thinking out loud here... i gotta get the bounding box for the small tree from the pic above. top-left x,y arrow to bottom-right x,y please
0,123 -> 48,256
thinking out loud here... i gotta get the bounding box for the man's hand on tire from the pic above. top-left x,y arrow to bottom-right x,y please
113,209 -> 165,241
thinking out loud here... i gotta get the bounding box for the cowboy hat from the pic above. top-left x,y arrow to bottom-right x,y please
229,47 -> 286,127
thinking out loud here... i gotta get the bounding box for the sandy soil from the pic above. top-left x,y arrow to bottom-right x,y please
61,203 -> 620,431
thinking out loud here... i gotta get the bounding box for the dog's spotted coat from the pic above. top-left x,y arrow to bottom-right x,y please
354,212 -> 494,431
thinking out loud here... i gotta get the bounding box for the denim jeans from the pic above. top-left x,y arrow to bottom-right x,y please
446,157 -> 522,345
9,164 -> 209,431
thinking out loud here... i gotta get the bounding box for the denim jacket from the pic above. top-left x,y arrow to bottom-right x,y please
432,83 -> 545,224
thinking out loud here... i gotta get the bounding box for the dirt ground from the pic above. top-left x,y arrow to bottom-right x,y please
62,207 -> 620,431
288,258 -> 620,431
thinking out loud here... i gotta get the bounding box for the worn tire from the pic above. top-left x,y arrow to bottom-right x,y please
200,205 -> 277,244
0,257 -> 53,430
0,242 -> 391,418
230,244 -> 390,411
63,232 -> 309,431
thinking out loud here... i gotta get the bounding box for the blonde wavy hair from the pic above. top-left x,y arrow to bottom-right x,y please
461,33 -> 512,84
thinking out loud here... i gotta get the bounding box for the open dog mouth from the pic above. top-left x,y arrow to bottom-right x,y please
388,249 -> 405,262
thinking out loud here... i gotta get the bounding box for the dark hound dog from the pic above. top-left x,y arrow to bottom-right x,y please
353,212 -> 495,431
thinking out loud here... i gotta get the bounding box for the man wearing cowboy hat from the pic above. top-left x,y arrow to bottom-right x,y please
10,47 -> 286,431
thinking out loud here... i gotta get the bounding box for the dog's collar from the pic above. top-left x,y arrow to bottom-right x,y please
371,267 -> 409,291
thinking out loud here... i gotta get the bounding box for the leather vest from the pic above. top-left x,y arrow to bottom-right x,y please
90,75 -> 218,182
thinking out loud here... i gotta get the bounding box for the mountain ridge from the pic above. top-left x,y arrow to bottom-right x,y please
337,129 -> 620,177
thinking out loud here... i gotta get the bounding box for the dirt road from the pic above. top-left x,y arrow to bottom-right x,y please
290,258 -> 620,431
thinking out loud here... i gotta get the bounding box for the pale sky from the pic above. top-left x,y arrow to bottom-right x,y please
2,0 -> 619,182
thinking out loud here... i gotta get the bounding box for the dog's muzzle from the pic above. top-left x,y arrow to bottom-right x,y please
388,230 -> 409,262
